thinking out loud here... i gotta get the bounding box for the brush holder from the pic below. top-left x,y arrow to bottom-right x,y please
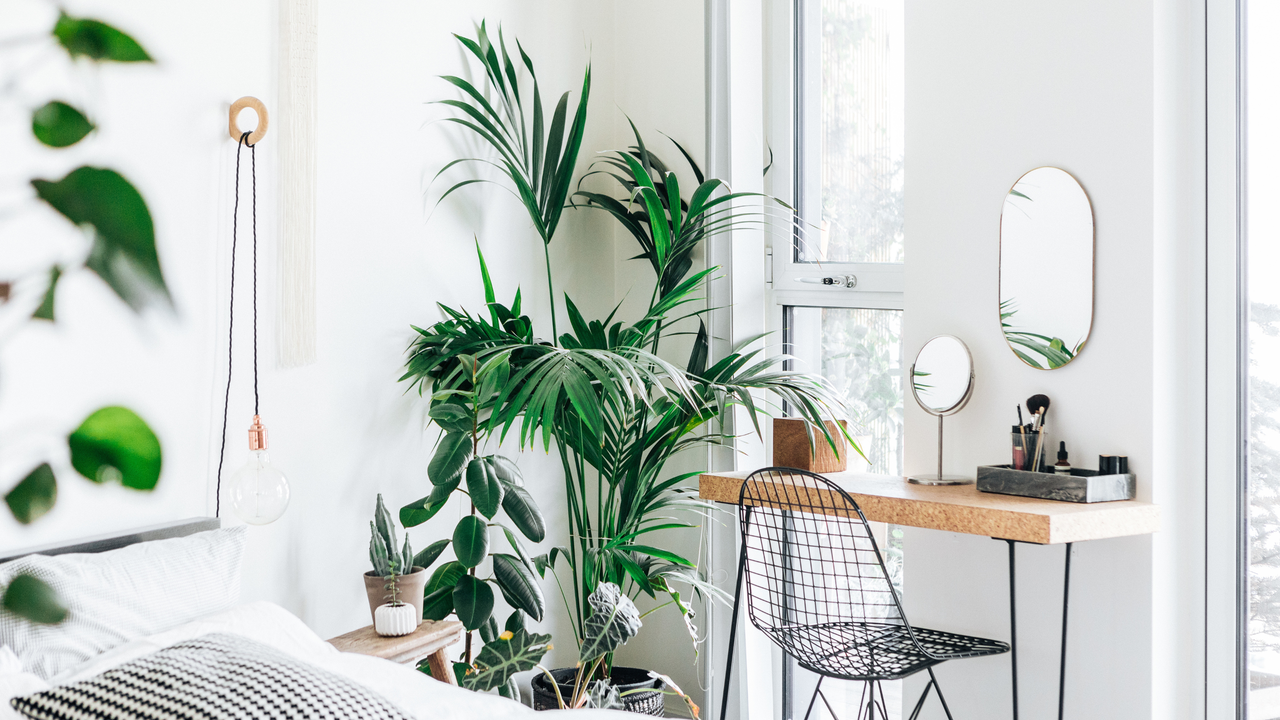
1010,430 -> 1047,471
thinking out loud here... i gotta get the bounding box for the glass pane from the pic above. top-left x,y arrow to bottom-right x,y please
783,306 -> 904,719
798,0 -> 905,264
785,307 -> 904,476
1249,2 -> 1280,716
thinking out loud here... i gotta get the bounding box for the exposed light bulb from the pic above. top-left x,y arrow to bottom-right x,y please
229,415 -> 290,525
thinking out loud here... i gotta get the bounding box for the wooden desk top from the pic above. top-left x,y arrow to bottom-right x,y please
327,619 -> 464,665
698,470 -> 1160,545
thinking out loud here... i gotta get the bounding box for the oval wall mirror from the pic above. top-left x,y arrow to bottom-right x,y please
999,167 -> 1094,370
909,335 -> 975,486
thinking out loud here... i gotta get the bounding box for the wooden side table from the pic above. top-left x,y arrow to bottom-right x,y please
327,619 -> 465,684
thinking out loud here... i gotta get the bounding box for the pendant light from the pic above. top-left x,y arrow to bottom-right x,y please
218,98 -> 290,525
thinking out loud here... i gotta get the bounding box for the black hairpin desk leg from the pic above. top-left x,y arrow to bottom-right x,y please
1005,539 -> 1073,720
1008,540 -> 1019,720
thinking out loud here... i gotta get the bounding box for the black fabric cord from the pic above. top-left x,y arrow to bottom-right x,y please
215,131 -> 257,518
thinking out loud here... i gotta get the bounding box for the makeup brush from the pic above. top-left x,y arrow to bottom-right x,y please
1015,406 -> 1028,469
1026,394 -> 1051,471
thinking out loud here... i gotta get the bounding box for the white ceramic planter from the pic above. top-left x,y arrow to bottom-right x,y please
374,602 -> 417,637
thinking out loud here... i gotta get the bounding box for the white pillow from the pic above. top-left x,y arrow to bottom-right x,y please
0,526 -> 246,680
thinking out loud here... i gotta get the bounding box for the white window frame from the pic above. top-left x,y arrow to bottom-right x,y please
766,0 -> 906,326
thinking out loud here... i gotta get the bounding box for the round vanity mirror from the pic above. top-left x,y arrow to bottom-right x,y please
999,167 -> 1094,370
909,335 -> 974,485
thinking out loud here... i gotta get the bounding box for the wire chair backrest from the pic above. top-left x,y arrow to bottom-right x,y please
738,467 -> 909,642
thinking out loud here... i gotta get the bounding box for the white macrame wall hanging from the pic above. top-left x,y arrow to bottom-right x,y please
278,0 -> 317,367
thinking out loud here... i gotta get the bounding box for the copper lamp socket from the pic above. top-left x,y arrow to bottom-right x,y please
248,415 -> 268,451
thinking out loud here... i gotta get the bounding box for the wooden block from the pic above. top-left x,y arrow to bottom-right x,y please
772,418 -> 848,473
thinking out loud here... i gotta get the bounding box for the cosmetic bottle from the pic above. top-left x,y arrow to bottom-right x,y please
1055,442 -> 1072,475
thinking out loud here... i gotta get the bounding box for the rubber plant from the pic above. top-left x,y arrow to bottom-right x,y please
1,12 -> 170,626
397,272 -> 550,700
410,21 -> 856,687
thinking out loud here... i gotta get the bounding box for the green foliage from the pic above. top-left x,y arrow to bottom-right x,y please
453,575 -> 496,631
369,494 -> 413,577
491,553 -> 544,621
5,464 -> 56,525
1,10 -> 164,632
432,23 -> 591,339
459,626 -> 553,692
33,167 -> 170,311
68,407 -> 161,489
2,574 -> 68,625
32,266 -> 61,321
32,102 -> 95,148
413,539 -> 450,571
578,582 -> 641,662
53,13 -> 153,62
414,24 -> 852,687
465,457 -> 504,519
1000,299 -> 1082,369
452,515 -> 489,568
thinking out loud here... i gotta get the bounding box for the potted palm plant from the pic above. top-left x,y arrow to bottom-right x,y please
403,22 -> 855,711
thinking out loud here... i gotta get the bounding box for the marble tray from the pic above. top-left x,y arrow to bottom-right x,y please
976,465 -> 1135,503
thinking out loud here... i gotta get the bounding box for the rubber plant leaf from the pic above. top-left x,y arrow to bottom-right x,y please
428,431 -> 471,486
465,457 -> 503,519
53,13 -> 152,62
5,463 -> 57,525
32,167 -> 169,311
67,406 -> 161,490
413,539 -> 451,571
499,482 -> 545,542
2,574 -> 67,625
31,102 -> 94,148
451,575 -> 495,631
491,553 -> 545,622
452,515 -> 489,568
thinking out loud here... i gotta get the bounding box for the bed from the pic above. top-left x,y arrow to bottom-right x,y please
0,519 -> 627,720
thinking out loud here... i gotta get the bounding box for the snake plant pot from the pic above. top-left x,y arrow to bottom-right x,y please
373,602 -> 418,637
530,666 -> 665,715
363,567 -> 427,626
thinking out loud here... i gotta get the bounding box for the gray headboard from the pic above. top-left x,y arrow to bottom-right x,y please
0,517 -> 221,564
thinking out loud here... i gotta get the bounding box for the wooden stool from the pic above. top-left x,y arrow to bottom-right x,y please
328,619 -> 465,684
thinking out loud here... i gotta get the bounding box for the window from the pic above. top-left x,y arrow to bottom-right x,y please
1248,2 -> 1280,716
768,0 -> 906,717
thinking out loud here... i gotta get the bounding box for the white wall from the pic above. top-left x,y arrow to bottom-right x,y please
1,0 -> 707,704
900,0 -> 1205,717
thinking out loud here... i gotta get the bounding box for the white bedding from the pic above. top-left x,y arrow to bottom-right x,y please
1,602 -> 630,720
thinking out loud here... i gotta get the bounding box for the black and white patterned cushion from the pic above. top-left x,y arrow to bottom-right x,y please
9,633 -> 413,720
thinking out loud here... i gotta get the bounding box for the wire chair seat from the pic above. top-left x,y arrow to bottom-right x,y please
766,620 -> 1010,681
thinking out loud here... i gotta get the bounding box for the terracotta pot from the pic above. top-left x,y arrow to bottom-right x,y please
363,568 -> 427,626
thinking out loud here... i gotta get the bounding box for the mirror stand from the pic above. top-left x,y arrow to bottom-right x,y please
908,414 -> 974,486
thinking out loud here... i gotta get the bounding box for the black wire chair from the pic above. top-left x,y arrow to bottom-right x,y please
719,467 -> 1009,720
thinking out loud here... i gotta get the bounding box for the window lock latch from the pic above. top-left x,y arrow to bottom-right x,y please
798,274 -> 858,289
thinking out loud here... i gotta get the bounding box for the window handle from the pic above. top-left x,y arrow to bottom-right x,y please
797,274 -> 858,289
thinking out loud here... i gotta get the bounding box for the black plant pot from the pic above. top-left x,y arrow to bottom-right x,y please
530,666 -> 665,715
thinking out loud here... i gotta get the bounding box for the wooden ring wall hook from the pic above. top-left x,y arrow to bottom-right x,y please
229,96 -> 268,145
